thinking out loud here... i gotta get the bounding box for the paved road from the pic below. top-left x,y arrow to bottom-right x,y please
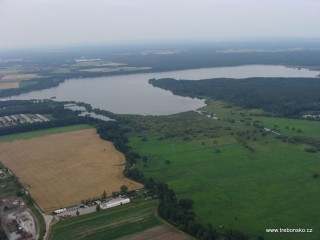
57,205 -> 97,217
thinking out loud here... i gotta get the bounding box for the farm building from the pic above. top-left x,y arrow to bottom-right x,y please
54,208 -> 67,214
100,198 -> 130,210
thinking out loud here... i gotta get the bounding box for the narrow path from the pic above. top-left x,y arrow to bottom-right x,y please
34,205 -> 53,240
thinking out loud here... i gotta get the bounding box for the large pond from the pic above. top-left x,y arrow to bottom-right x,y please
4,65 -> 320,115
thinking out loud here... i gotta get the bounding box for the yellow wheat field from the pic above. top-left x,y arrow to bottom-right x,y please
0,129 -> 142,212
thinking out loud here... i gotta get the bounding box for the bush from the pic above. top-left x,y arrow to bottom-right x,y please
305,148 -> 317,153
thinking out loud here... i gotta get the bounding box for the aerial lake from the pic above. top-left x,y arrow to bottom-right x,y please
4,65 -> 320,115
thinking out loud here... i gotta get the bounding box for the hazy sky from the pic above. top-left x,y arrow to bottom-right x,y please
1,0 -> 320,49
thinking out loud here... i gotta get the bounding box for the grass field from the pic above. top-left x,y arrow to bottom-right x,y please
0,128 -> 142,212
253,116 -> 320,140
202,101 -> 320,139
128,102 -> 320,240
51,199 -> 190,240
0,124 -> 92,142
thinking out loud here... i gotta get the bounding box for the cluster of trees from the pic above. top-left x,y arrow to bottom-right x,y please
274,135 -> 320,153
149,77 -> 320,117
0,101 -> 89,136
0,100 -> 54,117
288,136 -> 320,153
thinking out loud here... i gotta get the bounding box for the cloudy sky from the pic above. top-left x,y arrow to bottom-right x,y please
0,0 -> 319,49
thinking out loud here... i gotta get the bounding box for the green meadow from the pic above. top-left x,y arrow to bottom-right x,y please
51,200 -> 161,240
253,116 -> 320,139
128,102 -> 320,240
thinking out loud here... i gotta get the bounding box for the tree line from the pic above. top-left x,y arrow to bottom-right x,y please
149,77 -> 320,117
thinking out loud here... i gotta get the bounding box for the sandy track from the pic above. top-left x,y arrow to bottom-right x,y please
0,129 -> 142,212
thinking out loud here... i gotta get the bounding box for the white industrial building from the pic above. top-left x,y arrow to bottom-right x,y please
54,208 -> 67,214
100,198 -> 130,210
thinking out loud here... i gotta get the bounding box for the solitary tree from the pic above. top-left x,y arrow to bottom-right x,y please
101,190 -> 107,200
120,185 -> 128,195
76,210 -> 80,216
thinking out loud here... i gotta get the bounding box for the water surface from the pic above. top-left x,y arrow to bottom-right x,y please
4,65 -> 319,115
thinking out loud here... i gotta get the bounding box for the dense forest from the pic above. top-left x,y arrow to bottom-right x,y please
149,77 -> 320,117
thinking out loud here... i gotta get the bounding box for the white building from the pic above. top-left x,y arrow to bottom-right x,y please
100,198 -> 130,210
54,208 -> 67,214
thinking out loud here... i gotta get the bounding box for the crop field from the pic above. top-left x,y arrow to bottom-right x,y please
0,81 -> 19,90
0,128 -> 142,212
128,103 -> 320,240
51,200 -> 165,240
1,73 -> 41,81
